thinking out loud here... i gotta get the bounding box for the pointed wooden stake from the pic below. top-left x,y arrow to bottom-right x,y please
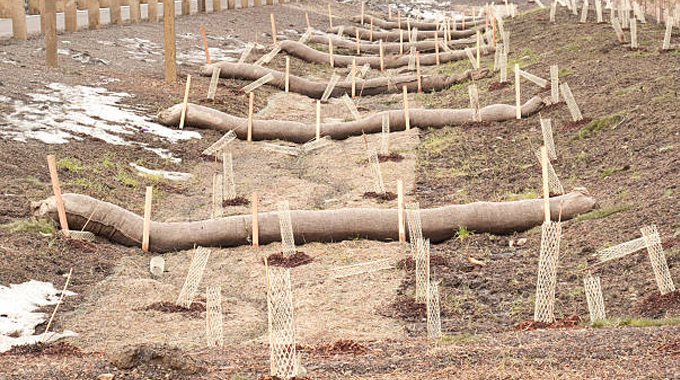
179,75 -> 192,129
271,14 -> 277,44
247,92 -> 254,141
398,179 -> 405,243
201,25 -> 211,64
142,186 -> 153,252
47,155 -> 69,236
403,86 -> 410,130
252,191 -> 259,247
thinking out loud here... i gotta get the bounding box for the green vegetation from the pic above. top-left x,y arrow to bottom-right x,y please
508,47 -> 540,68
116,169 -> 139,188
57,158 -> 84,173
570,113 -> 625,142
590,317 -> 680,328
422,128 -> 463,153
0,217 -> 56,234
652,90 -> 676,103
442,332 -> 486,343
576,204 -> 631,221
456,226 -> 473,240
505,188 -> 538,201
601,166 -> 627,178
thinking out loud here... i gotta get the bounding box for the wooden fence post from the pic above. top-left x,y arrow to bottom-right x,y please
11,0 -> 28,39
129,0 -> 141,22
213,0 -> 221,12
164,0 -> 177,84
109,0 -> 121,25
182,0 -> 190,15
45,0 -> 57,67
88,0 -> 100,29
148,0 -> 158,22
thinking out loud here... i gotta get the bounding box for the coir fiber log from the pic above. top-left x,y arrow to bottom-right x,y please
158,96 -> 545,143
33,191 -> 596,253
200,61 -> 490,98
327,25 -> 480,42
349,15 -> 484,31
279,40 -> 494,69
306,35 -> 475,54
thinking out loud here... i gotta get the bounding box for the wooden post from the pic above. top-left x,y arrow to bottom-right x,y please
356,29 -> 361,54
398,179 -> 405,243
252,192 -> 259,247
271,14 -> 277,44
361,1 -> 365,24
316,100 -> 321,140
148,0 -> 158,22
351,59 -> 356,98
434,32 -> 440,65
47,155 -> 69,236
164,0 -> 177,84
328,4 -> 333,28
214,0 -> 221,12
370,16 -> 374,41
11,0 -> 28,39
142,186 -> 153,252
179,75 -> 191,129
476,30 -> 481,68
253,0 -> 260,7
328,37 -> 334,67
285,57 -> 290,93
247,92 -> 254,142
398,11 -> 401,29
109,0 -> 121,26
402,86 -> 410,130
182,0 -> 190,15
400,29 -> 404,54
131,0 -> 142,22
201,25 -> 211,64
45,0 -> 57,67
462,11 -> 466,30
541,146 -> 550,222
198,0 -> 206,12
228,0 -> 235,10
305,12 -> 310,30
388,4 -> 392,19
379,40 -> 384,71
88,0 -> 100,30
492,16 -> 496,46
416,51 -> 422,93
515,64 -> 521,119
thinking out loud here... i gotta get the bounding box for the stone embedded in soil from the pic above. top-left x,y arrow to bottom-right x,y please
266,251 -> 313,268
108,343 -> 202,374
363,191 -> 398,201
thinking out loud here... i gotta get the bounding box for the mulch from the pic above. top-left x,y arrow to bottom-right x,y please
634,290 -> 680,318
539,101 -> 566,113
141,301 -> 206,319
266,252 -> 313,268
363,191 -> 398,201
514,314 -> 582,331
562,117 -> 593,130
222,196 -> 250,207
378,152 -> 404,163
658,338 -> 680,357
2,342 -> 83,358
395,255 -> 449,271
488,81 -> 510,91
298,340 -> 368,356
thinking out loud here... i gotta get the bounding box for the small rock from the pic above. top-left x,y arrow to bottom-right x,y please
98,374 -> 114,380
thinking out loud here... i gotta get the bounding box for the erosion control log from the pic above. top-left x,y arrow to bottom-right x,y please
349,15 -> 483,30
305,35 -> 475,54
33,191 -> 596,253
279,40 -> 494,69
328,25 -> 480,42
200,61 -> 490,98
157,96 -> 545,143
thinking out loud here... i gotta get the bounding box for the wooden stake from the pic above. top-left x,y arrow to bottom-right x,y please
541,146 -> 551,222
109,0 -> 121,26
64,0 -> 78,32
328,4 -> 333,28
402,86 -> 410,130
11,0 -> 28,39
515,64 -> 521,119
351,59 -> 356,98
44,0 -> 57,67
370,16 -> 374,41
435,32 -> 440,65
182,0 -> 190,15
492,16 -> 496,46
285,57 -> 290,93
398,179 -> 405,243
416,51 -> 422,93
142,186 -> 153,252
227,0 -> 235,10
129,0 -> 141,22
361,1 -> 365,24
164,0 -> 177,84
398,11 -> 401,29
47,155 -> 69,235
201,25 -> 211,64
247,92 -> 254,142
379,40 -> 384,71
316,100 -> 321,140
148,0 -> 158,22
179,75 -> 192,129
356,29 -> 361,54
476,30 -> 481,68
324,37 -> 333,67
400,29 -> 404,54
388,4 -> 392,19
270,14 -> 277,45
198,0 -> 206,13
305,12 -> 310,29
41,268 -> 72,343
252,192 -> 259,247
213,0 -> 221,12
88,0 -> 100,30
463,11 -> 466,30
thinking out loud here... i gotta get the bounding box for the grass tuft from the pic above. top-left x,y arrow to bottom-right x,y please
570,113 -> 625,142
590,317 -> 680,328
576,204 -> 631,221
0,217 -> 56,234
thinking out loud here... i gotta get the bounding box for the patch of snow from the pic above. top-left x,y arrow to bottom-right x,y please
130,163 -> 193,181
0,280 -> 77,353
119,37 -> 163,63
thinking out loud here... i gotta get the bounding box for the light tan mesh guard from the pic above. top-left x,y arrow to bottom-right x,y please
321,74 -> 341,103
533,149 -> 564,195
584,272 -> 606,322
534,220 -> 561,323
368,149 -> 386,194
206,286 -> 223,347
222,151 -> 236,201
405,202 -> 424,259
468,84 -> 480,122
329,258 -> 393,279
176,246 -> 211,308
427,281 -> 442,338
560,82 -> 583,122
641,225 -> 676,295
596,236 -> 648,263
277,201 -> 296,258
380,115 -> 390,155
243,72 -> 274,93
266,267 -> 298,379
541,118 -> 557,160
415,239 -> 431,303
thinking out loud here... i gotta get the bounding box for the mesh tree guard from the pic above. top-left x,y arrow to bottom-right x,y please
207,67 -> 221,100
493,43 -> 503,71
206,286 -> 223,347
465,47 -> 478,69
368,149 -> 386,194
298,29 -> 312,44
500,49 -> 508,82
641,225 -> 676,295
266,266 -> 298,379
243,73 -> 275,93
202,130 -> 237,156
408,46 -> 416,70
212,173 -> 223,219
415,239 -> 431,303
426,281 -> 442,338
380,115 -> 390,155
612,17 -> 625,43
560,83 -> 583,122
662,17 -> 673,50
533,149 -> 564,195
583,272 -> 606,322
176,246 -> 211,308
596,0 -> 603,22
277,201 -> 296,258
328,258 -> 393,279
596,236 -> 649,263
550,65 -> 559,103
519,69 -> 549,88
580,0 -> 589,22
405,202 -> 424,259
254,45 -> 281,66
341,94 -> 361,121
630,17 -> 638,48
534,220 -> 561,323
550,0 -> 557,22
541,118 -> 557,160
222,151 -> 236,201
468,84 -> 480,122
321,74 -> 341,102
238,43 -> 254,64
